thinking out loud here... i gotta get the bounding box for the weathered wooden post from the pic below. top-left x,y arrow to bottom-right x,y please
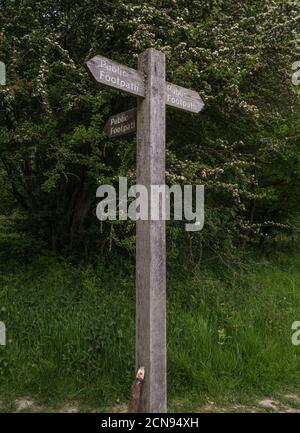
136,49 -> 166,413
85,48 -> 204,414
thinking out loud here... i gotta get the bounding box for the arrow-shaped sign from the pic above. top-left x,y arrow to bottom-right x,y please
165,82 -> 204,114
86,55 -> 204,114
85,55 -> 145,98
104,108 -> 137,138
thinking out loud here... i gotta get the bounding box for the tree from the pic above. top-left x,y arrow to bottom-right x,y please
0,0 -> 299,256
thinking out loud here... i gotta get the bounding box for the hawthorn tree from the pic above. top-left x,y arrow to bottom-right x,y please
0,0 -> 299,256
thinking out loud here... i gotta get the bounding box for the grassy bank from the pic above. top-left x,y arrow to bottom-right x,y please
0,249 -> 299,411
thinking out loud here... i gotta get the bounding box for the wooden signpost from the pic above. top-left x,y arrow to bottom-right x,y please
86,54 -> 204,113
86,48 -> 204,413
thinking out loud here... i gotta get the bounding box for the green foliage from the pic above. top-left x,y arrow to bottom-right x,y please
0,251 -> 299,408
0,0 -> 299,256
0,1 -> 299,412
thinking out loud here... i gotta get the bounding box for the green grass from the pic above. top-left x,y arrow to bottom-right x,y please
0,249 -> 299,411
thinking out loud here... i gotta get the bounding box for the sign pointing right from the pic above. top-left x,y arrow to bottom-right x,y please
165,82 -> 204,113
104,108 -> 137,138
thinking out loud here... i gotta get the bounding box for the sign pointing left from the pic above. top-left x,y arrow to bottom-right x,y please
85,55 -> 145,97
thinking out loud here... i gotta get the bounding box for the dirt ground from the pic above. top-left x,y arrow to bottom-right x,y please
2,393 -> 300,413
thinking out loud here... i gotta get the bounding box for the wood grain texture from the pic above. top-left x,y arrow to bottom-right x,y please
166,82 -> 204,113
136,48 -> 167,413
128,367 -> 145,413
85,55 -> 145,97
85,49 -> 205,414
104,108 -> 137,138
